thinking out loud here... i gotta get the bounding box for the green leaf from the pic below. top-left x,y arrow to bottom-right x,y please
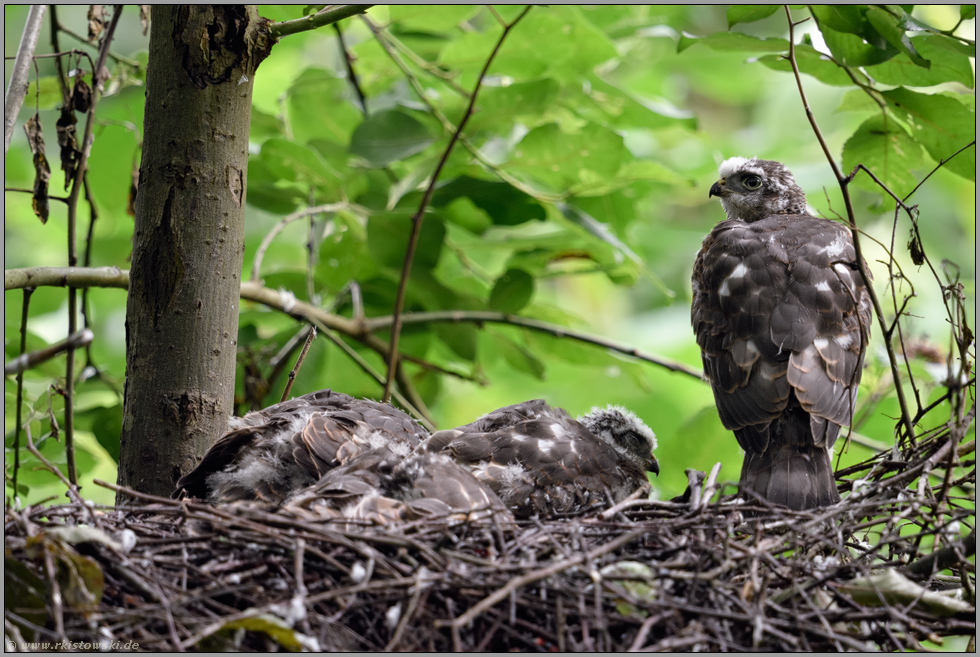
504,123 -> 625,192
316,218 -> 379,290
493,332 -> 546,380
435,323 -> 479,361
25,77 -> 64,111
836,89 -> 881,114
246,156 -> 303,214
388,5 -> 481,33
559,203 -> 642,267
961,6 -> 976,21
250,107 -> 285,142
727,5 -> 780,27
810,5 -> 867,35
432,176 -> 545,228
866,7 -> 929,68
677,32 -> 789,53
758,44 -> 852,86
260,138 -> 342,190
441,196 -> 493,234
440,6 -> 618,85
842,115 -> 923,199
468,78 -> 561,131
350,109 -> 434,168
867,35 -> 975,88
286,69 -> 363,144
366,213 -> 445,270
489,268 -> 534,314
882,88 -> 976,181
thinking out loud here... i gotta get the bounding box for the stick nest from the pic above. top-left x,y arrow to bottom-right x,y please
5,421 -> 975,652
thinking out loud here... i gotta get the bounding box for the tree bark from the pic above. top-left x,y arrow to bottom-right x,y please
118,5 -> 271,498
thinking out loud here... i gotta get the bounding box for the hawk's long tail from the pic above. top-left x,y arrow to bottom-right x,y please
738,410 -> 841,510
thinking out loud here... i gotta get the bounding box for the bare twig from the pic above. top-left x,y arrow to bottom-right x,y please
4,267 -> 705,384
249,203 -> 352,283
11,288 -> 34,499
280,325 -> 316,402
333,23 -> 368,115
4,328 -> 94,376
367,309 -> 703,379
4,4 -> 47,156
381,6 -> 534,402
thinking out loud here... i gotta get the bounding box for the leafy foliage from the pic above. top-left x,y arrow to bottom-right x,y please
3,5 -> 975,508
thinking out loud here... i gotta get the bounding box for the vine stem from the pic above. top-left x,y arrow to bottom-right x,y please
382,6 -> 533,403
785,5 -> 916,447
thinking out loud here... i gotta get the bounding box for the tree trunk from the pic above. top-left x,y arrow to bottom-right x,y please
118,5 -> 271,498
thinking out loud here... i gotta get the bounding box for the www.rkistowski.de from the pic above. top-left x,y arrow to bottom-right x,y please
7,640 -> 140,651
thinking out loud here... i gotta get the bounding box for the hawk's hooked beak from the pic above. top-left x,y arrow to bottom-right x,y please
709,180 -> 726,198
646,454 -> 660,477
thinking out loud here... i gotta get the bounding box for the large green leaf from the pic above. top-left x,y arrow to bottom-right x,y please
811,6 -> 900,66
260,138 -> 343,191
865,6 -> 929,68
677,32 -> 789,53
503,123 -> 626,192
842,115 -> 923,199
882,88 -> 975,181
388,5 -> 481,33
366,213 -> 446,270
432,175 -> 546,228
286,68 -> 363,144
758,45 -> 852,86
489,268 -> 534,313
350,109 -> 435,168
867,35 -> 975,88
726,5 -> 781,27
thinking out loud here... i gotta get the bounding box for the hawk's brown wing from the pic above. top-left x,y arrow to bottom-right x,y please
173,389 -> 427,505
692,214 -> 871,508
427,406 -> 649,518
287,449 -> 512,526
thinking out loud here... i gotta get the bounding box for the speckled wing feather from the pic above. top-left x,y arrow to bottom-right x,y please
426,401 -> 649,518
173,389 -> 428,506
287,448 -> 512,526
692,214 -> 871,509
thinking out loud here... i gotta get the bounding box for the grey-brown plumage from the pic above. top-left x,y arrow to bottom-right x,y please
692,157 -> 872,510
173,389 -> 428,505
286,448 -> 513,526
424,399 -> 658,518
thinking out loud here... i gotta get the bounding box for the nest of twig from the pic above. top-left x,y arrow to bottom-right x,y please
5,419 -> 975,652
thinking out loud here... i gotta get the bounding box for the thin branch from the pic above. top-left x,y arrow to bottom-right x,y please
4,4 -> 47,156
333,23 -> 368,116
280,326 -> 316,402
54,18 -> 142,68
250,203 -> 353,283
269,5 -> 375,40
363,15 -> 561,203
58,4 -> 123,486
382,6 -> 533,402
366,309 -> 703,380
789,5 -> 917,446
4,267 -> 704,383
4,328 -> 94,377
902,140 -> 976,203
12,288 -> 34,500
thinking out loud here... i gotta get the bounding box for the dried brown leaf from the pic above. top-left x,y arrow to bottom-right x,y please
24,115 -> 51,223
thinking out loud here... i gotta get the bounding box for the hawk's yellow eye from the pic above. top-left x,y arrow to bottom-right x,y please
744,175 -> 763,189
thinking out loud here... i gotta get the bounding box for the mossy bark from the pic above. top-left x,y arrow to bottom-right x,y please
118,5 -> 271,498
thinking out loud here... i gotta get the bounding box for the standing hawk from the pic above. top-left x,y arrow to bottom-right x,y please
692,157 -> 872,510
424,400 -> 658,518
173,389 -> 428,505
